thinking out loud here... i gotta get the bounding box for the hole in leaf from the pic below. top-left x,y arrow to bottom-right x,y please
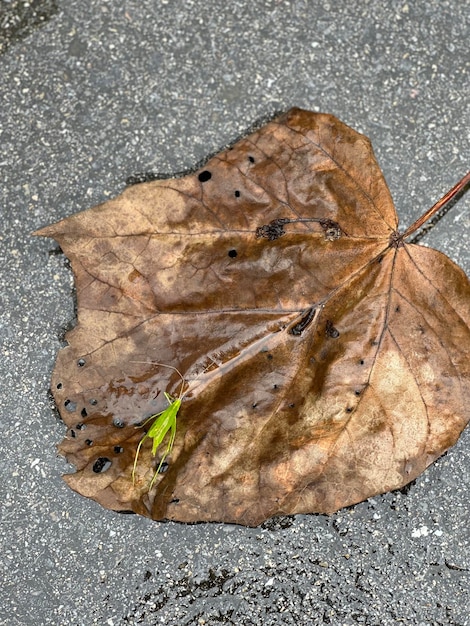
113,417 -> 125,428
76,423 -> 86,430
64,399 -> 77,412
56,382 -> 63,390
89,398 -> 98,406
158,462 -> 169,474
114,446 -> 124,454
228,249 -> 238,258
248,156 -> 255,163
70,429 -> 76,438
85,439 -> 93,446
81,408 -> 88,418
326,321 -> 340,338
198,170 -> 212,182
92,458 -> 112,473
234,190 -> 240,197
77,358 -> 86,367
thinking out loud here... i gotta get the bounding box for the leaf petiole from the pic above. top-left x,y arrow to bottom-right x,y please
400,170 -> 470,242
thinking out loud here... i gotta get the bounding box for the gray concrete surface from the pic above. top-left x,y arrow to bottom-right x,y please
1,1 -> 469,624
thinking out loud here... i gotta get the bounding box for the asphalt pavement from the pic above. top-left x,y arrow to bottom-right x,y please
1,1 -> 469,624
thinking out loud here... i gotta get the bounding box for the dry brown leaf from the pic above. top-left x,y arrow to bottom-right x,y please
36,108 -> 470,526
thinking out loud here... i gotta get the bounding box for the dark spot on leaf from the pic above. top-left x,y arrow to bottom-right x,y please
290,307 -> 316,336
267,353 -> 273,360
81,408 -> 88,418
56,382 -> 62,390
228,249 -> 238,258
64,399 -> 77,412
234,190 -> 240,197
113,417 -> 125,428
198,170 -> 212,182
248,156 -> 255,163
319,218 -> 342,241
114,446 -> 124,454
85,439 -> 93,446
395,305 -> 400,313
92,458 -> 112,473
256,218 -> 290,240
325,320 -> 340,338
77,358 -> 86,367
89,398 -> 98,406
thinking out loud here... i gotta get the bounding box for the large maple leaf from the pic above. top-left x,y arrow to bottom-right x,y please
36,108 -> 470,526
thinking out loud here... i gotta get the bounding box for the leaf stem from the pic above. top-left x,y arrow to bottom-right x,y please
400,170 -> 470,242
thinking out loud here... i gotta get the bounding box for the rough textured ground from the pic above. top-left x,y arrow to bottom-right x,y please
1,1 -> 469,624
